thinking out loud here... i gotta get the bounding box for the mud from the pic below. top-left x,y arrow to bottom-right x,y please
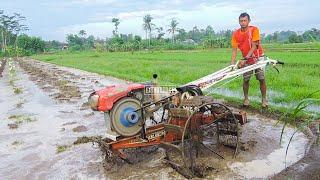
0,57 -> 316,179
0,58 -> 6,77
72,125 -> 88,132
0,57 -> 119,179
273,127 -> 320,180
73,136 -> 102,145
7,123 -> 19,129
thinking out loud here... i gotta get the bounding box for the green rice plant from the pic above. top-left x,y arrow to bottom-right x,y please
56,145 -> 71,153
32,44 -> 320,113
12,140 -> 23,146
278,90 -> 320,166
8,114 -> 37,127
13,87 -> 23,94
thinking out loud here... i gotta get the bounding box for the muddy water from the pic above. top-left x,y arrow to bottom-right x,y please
0,59 -> 111,179
209,87 -> 320,113
225,114 -> 309,179
0,58 -> 312,179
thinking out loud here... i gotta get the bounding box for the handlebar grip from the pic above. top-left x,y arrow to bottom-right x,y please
277,61 -> 284,65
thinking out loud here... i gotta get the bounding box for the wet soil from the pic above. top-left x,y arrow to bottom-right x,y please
0,57 -> 317,179
72,125 -> 88,132
0,58 -> 7,77
273,128 -> 320,180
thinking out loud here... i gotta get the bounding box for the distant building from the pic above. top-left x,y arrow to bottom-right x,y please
182,39 -> 197,45
61,44 -> 69,50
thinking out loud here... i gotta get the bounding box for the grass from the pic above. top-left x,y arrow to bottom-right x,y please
7,58 -> 24,95
56,145 -> 71,153
12,140 -> 23,146
263,42 -> 320,49
13,87 -> 23,94
32,43 -> 320,113
8,114 -> 37,127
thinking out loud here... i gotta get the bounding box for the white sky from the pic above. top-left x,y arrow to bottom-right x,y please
2,0 -> 319,41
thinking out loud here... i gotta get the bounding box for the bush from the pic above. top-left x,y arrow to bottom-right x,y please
69,44 -> 83,52
95,43 -> 105,53
163,43 -> 197,50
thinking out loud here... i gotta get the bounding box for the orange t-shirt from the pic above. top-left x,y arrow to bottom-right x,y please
231,26 -> 264,65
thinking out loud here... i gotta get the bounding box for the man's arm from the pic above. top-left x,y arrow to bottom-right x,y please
231,32 -> 237,64
245,40 -> 259,59
245,27 -> 260,59
231,47 -> 237,64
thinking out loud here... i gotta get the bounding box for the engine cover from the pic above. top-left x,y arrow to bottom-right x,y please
96,83 -> 145,112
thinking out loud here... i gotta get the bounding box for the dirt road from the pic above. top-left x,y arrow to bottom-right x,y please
0,58 -> 315,179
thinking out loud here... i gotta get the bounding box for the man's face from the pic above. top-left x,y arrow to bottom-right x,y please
239,16 -> 250,29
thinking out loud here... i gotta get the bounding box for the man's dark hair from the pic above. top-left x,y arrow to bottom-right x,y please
239,12 -> 250,21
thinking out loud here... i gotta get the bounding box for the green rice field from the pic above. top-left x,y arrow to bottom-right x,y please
32,43 -> 320,112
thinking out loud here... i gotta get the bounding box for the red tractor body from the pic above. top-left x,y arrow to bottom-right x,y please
95,83 -> 145,111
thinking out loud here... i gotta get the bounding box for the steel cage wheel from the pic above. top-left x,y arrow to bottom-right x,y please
180,102 -> 240,177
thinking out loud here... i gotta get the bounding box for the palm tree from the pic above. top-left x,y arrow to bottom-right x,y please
0,10 -> 4,52
79,30 -> 86,37
167,18 -> 179,43
112,18 -> 120,36
0,14 -> 15,53
78,30 -> 87,49
156,27 -> 165,40
142,14 -> 154,46
11,13 -> 28,57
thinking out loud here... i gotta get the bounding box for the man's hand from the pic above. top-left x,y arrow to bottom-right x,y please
245,40 -> 259,59
244,55 -> 251,60
238,60 -> 245,68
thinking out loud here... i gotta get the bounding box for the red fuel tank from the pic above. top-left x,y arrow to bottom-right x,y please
96,83 -> 145,112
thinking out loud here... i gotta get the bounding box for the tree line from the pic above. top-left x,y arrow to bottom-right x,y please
2,11 -> 320,56
64,14 -> 320,52
0,10 -> 46,57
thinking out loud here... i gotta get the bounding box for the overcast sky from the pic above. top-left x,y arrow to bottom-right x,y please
2,0 -> 320,41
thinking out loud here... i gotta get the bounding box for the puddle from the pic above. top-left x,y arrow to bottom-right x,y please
208,87 -> 320,113
227,114 -> 309,179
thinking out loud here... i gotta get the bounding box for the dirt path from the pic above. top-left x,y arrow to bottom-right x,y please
0,57 -> 315,179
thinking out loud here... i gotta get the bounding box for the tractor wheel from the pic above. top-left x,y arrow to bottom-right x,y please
180,89 -> 202,101
110,97 -> 143,137
180,102 -> 239,177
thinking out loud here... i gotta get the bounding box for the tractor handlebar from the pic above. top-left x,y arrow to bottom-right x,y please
276,61 -> 284,65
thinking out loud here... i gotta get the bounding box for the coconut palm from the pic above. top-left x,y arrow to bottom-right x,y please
0,13 -> 16,52
112,18 -> 120,35
79,29 -> 87,37
156,27 -> 165,40
142,14 -> 154,46
11,13 -> 28,57
167,18 -> 179,43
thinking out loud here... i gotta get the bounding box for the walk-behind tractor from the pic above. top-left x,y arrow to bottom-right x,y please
88,57 -> 283,178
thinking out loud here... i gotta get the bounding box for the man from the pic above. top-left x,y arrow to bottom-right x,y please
231,12 -> 267,108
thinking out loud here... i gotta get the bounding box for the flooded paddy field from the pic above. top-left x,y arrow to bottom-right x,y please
0,58 -> 318,179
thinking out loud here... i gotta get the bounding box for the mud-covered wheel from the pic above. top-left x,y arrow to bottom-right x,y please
110,97 -> 143,137
179,102 -> 239,177
212,103 -> 240,157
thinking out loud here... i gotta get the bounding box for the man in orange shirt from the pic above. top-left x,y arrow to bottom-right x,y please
231,12 -> 267,108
